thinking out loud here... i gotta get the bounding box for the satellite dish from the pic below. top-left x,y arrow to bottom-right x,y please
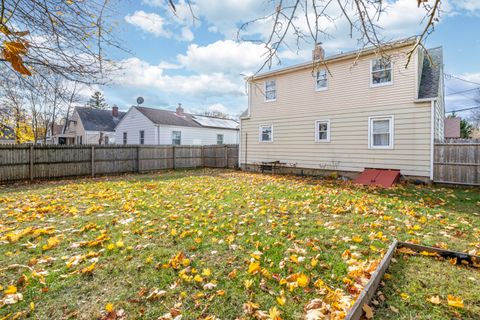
136,97 -> 144,106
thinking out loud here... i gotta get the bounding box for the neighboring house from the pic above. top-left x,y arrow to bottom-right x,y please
240,38 -> 444,181
45,123 -> 68,144
64,106 -> 125,145
0,125 -> 15,144
115,105 -> 239,145
444,117 -> 461,139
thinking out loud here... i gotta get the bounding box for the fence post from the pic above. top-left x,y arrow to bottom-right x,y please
91,146 -> 95,178
225,145 -> 228,168
172,146 -> 176,170
137,146 -> 140,173
29,145 -> 34,181
201,146 -> 205,168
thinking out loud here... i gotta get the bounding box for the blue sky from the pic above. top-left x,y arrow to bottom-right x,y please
96,0 -> 480,118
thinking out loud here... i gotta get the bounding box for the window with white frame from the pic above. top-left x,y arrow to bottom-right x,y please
172,131 -> 181,145
217,134 -> 224,145
315,70 -> 328,90
315,120 -> 330,142
139,130 -> 145,145
369,116 -> 394,149
259,125 -> 273,142
265,80 -> 276,101
371,58 -> 392,86
123,132 -> 127,145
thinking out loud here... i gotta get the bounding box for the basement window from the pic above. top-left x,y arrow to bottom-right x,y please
371,58 -> 392,86
369,116 -> 394,149
265,80 -> 276,102
259,125 -> 273,142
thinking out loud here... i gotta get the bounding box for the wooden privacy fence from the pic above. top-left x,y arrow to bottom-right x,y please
434,141 -> 480,186
0,144 -> 239,183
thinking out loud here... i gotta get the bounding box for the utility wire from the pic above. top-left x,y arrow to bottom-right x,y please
445,105 -> 480,113
446,87 -> 480,96
445,73 -> 480,86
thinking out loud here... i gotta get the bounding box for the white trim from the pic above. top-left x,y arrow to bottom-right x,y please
264,80 -> 277,102
430,100 -> 435,180
368,115 -> 394,149
259,124 -> 273,143
171,130 -> 182,145
314,119 -> 331,142
314,70 -> 328,92
370,58 -> 393,88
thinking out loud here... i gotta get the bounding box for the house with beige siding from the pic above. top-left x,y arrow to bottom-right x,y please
240,38 -> 444,181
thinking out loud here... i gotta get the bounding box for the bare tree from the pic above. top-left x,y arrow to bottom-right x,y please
168,0 -> 442,71
469,93 -> 480,128
0,0 -> 122,84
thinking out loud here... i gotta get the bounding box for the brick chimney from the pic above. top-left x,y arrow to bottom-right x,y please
176,103 -> 184,116
312,43 -> 325,61
112,105 -> 119,118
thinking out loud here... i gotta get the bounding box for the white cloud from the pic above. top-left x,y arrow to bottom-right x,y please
177,40 -> 267,74
455,0 -> 480,12
113,58 -> 243,97
207,103 -> 229,114
125,11 -> 170,37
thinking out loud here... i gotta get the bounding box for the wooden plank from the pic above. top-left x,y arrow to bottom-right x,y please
345,239 -> 398,320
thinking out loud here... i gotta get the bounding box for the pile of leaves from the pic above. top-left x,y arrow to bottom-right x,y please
0,169 -> 478,319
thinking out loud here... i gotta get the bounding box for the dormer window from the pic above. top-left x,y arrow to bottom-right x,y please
315,70 -> 328,91
265,80 -> 276,102
371,58 -> 392,86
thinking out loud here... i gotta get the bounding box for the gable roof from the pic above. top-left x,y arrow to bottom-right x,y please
135,106 -> 239,130
0,125 -> 14,141
418,47 -> 443,99
75,107 -> 126,132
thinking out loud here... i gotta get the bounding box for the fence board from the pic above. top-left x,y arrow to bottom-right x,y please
434,142 -> 480,185
0,144 -> 238,183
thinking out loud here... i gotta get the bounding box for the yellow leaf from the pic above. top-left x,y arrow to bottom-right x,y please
202,268 -> 212,277
116,240 -> 124,248
296,273 -> 309,287
400,293 -> 409,300
30,301 -> 35,311
105,303 -> 114,312
269,306 -> 282,320
362,304 -> 374,319
81,262 -> 96,274
276,292 -> 286,306
427,296 -> 441,305
4,41 -> 28,55
4,285 -> 17,294
248,261 -> 261,274
352,235 -> 363,243
447,295 -> 464,308
310,258 -> 318,267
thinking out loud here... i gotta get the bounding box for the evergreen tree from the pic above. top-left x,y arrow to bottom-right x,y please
86,91 -> 108,110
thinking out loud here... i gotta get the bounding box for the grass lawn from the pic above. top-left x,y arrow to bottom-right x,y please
373,253 -> 480,319
0,169 -> 479,319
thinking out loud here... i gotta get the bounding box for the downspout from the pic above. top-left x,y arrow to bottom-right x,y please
156,125 -> 160,145
430,100 -> 435,181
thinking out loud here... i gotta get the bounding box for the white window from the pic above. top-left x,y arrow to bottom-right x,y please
172,131 -> 181,145
123,132 -> 127,145
315,120 -> 330,142
368,116 -> 394,149
265,80 -> 276,102
217,134 -> 224,145
315,70 -> 328,91
259,125 -> 273,142
139,130 -> 145,145
371,58 -> 392,86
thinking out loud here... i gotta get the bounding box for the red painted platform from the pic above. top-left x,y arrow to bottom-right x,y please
355,169 -> 401,188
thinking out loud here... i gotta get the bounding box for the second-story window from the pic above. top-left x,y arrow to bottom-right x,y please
371,58 -> 392,86
265,80 -> 276,102
123,132 -> 127,145
315,70 -> 328,90
139,130 -> 145,145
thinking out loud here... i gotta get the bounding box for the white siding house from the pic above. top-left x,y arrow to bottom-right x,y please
240,39 -> 444,180
63,106 -> 125,145
115,105 -> 239,145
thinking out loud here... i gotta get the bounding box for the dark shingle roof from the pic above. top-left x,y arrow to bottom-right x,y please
76,107 -> 126,132
418,47 -> 443,99
135,107 -> 239,130
0,125 -> 14,140
136,107 -> 202,128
